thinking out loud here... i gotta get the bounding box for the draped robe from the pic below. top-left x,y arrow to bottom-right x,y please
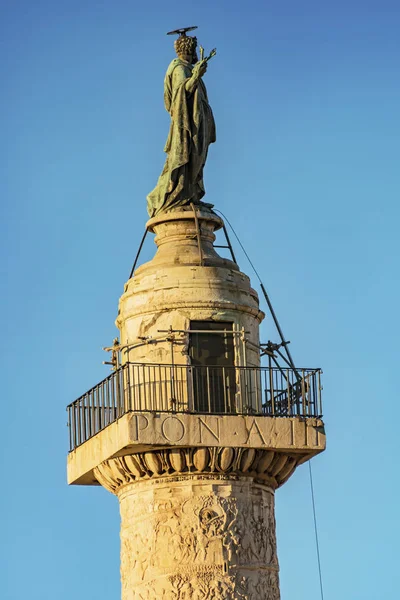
147,58 -> 216,217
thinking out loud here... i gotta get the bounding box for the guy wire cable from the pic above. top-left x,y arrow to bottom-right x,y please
216,208 -> 325,600
214,209 -> 298,375
309,460 -> 325,600
214,209 -> 263,282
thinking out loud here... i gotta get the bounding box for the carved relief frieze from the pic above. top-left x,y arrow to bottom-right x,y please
236,571 -> 281,600
117,481 -> 280,599
129,570 -> 280,600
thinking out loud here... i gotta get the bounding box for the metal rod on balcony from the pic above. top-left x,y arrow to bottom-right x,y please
67,407 -> 72,451
301,370 -> 306,416
125,364 -> 130,414
269,356 -> 275,416
206,367 -> 211,412
158,329 -> 249,335
311,372 -> 316,416
318,370 -> 322,417
254,369 -> 259,413
71,405 -> 76,449
105,379 -> 110,426
136,365 -> 142,411
222,366 -> 227,413
169,334 -> 176,406
100,383 -> 104,430
77,395 -> 82,445
162,365 -> 167,411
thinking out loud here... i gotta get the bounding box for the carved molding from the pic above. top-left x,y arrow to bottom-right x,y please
94,446 -> 301,493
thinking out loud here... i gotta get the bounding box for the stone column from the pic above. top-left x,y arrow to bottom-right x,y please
95,447 -> 285,600
67,206 -> 327,600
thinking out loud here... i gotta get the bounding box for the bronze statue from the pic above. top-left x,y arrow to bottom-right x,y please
147,27 -> 216,217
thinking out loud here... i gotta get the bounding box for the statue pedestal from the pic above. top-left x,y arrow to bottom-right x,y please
143,208 -> 236,270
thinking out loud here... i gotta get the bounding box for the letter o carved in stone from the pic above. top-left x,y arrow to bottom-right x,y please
161,416 -> 185,442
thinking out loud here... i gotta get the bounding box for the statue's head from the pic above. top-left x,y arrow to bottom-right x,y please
174,35 -> 198,64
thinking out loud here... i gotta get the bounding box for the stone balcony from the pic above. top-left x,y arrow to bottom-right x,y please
67,363 -> 325,486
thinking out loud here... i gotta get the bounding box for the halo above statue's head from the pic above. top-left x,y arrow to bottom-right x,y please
167,25 -> 198,58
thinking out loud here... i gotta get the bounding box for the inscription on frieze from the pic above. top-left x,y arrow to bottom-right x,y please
128,412 -> 303,449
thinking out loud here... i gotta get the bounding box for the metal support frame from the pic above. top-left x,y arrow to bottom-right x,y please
214,223 -> 237,263
190,203 -> 204,266
127,208 -> 238,279
259,283 -> 300,378
129,227 -> 149,279
157,328 -> 249,335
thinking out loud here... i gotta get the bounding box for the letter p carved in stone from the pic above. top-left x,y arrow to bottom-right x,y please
131,414 -> 149,441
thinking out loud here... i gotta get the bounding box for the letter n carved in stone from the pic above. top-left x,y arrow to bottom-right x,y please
199,417 -> 220,444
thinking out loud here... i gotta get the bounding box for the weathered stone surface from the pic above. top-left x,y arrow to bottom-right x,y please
116,210 -> 264,368
114,476 -> 280,600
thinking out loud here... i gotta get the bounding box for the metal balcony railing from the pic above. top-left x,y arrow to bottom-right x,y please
67,363 -> 323,451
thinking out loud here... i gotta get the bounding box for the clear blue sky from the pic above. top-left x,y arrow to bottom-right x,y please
1,1 -> 399,598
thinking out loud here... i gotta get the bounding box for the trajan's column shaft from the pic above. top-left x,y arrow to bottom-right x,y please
98,465 -> 280,599
67,27 -> 325,600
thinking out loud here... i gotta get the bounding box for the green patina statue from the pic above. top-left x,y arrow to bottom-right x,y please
147,28 -> 216,217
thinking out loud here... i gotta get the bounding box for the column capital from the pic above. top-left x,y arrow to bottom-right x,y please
94,446 -> 304,494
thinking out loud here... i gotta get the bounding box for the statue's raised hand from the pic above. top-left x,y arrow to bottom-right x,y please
192,59 -> 208,80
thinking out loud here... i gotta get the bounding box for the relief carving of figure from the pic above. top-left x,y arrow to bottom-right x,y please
198,502 -> 228,564
237,512 -> 259,564
247,577 -> 262,600
180,580 -> 194,600
191,578 -> 208,600
233,497 -> 279,567
242,530 -> 258,562
183,526 -> 197,561
223,524 -> 240,564
208,580 -> 223,599
194,527 -> 209,563
131,532 -> 150,580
